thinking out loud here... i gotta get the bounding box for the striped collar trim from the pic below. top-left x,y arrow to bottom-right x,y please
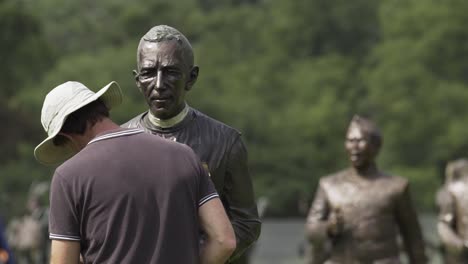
88,128 -> 144,145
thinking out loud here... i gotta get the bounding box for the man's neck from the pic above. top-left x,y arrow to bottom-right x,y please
72,118 -> 121,149
148,104 -> 189,128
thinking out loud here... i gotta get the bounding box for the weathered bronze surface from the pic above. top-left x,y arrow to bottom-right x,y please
306,116 -> 427,264
122,25 -> 260,263
437,158 -> 468,263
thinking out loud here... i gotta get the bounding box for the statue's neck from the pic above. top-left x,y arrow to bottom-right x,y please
352,162 -> 378,178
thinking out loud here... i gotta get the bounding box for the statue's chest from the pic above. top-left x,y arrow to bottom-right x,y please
325,179 -> 396,216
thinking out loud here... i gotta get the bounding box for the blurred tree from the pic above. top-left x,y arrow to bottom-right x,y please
0,0 -> 53,175
266,0 -> 381,58
0,0 -> 53,98
4,0 -> 468,217
362,0 -> 468,208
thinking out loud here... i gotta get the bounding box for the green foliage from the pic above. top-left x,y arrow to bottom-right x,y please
0,0 -> 53,98
0,143 -> 53,219
0,1 -> 55,215
3,0 -> 468,217
389,166 -> 440,211
20,43 -> 146,124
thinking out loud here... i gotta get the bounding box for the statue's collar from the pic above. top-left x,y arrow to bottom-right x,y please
147,103 -> 189,129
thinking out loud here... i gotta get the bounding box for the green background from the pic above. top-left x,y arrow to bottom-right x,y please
2,0 -> 468,219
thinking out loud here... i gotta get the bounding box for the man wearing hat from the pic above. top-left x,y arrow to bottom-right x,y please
35,81 -> 236,263
123,25 -> 261,263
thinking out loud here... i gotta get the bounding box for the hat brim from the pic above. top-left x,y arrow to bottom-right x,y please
34,81 -> 122,165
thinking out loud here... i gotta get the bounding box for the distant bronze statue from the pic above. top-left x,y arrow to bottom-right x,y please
437,158 -> 468,263
306,115 -> 427,263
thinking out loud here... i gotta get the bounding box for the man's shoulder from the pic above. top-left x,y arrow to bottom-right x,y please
55,156 -> 82,179
57,130 -> 195,173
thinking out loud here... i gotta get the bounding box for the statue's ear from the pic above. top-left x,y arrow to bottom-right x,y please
186,66 -> 199,91
133,70 -> 143,92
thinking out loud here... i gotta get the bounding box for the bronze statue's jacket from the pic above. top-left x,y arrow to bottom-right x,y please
123,107 -> 261,259
437,179 -> 468,263
307,169 -> 427,264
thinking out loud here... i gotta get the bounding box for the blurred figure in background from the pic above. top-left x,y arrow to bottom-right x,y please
437,158 -> 468,263
123,24 -> 261,263
7,182 -> 48,264
0,216 -> 14,264
306,115 -> 427,263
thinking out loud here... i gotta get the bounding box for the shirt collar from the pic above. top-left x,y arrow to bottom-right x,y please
87,128 -> 144,145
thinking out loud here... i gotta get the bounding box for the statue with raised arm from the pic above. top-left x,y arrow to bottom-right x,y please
437,158 -> 468,263
306,115 -> 427,264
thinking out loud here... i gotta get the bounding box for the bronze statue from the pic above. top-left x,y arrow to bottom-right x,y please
306,115 -> 427,263
437,158 -> 468,263
122,25 -> 260,263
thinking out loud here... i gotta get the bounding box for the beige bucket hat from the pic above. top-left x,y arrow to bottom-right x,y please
34,81 -> 122,165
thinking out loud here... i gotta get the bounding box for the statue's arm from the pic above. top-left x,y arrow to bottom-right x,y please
395,183 -> 428,264
305,183 -> 330,244
224,136 -> 261,260
437,189 -> 465,254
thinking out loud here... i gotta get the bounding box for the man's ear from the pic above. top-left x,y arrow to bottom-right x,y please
133,70 -> 143,93
186,66 -> 199,91
56,133 -> 82,152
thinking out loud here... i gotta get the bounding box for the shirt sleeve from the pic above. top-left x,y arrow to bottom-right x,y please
49,171 -> 81,241
197,161 -> 219,207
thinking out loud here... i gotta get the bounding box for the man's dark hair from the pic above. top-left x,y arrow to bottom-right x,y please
53,99 -> 109,146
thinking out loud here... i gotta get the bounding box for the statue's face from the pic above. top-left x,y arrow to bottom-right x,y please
345,124 -> 377,169
136,40 -> 195,119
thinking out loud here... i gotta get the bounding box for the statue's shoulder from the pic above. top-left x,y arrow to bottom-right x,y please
121,112 -> 146,128
320,169 -> 350,186
191,108 -> 241,137
446,179 -> 468,197
379,172 -> 409,192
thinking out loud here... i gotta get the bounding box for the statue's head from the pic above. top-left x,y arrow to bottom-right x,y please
134,25 -> 199,120
445,158 -> 468,182
345,115 -> 382,169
